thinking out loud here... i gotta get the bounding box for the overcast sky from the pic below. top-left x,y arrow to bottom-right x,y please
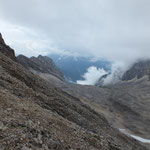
0,0 -> 150,65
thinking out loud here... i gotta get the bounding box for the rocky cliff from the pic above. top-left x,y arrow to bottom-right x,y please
122,60 -> 150,81
17,55 -> 65,81
0,33 -> 16,61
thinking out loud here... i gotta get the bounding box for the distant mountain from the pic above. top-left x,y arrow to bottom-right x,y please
122,60 -> 150,81
17,55 -> 64,81
49,54 -> 111,82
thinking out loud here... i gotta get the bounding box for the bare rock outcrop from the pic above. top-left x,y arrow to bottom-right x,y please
122,60 -> 150,81
0,33 -> 16,60
17,55 -> 65,81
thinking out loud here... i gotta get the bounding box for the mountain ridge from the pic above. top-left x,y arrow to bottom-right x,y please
0,33 -> 16,61
122,60 -> 150,81
17,54 -> 65,81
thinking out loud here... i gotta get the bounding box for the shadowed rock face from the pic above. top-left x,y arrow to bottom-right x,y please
122,60 -> 150,81
0,33 -> 16,61
95,74 -> 109,86
0,33 -> 5,45
17,54 -> 65,81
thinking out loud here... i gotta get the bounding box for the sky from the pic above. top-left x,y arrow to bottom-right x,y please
0,0 -> 150,66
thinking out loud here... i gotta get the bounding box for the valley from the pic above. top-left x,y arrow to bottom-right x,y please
1,0 -> 150,149
0,33 -> 149,149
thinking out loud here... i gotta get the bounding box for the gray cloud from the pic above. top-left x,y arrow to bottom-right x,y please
0,0 -> 150,65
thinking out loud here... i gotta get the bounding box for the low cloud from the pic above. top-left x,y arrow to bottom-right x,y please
1,0 -> 150,68
103,62 -> 129,85
0,19 -> 52,57
77,66 -> 107,85
77,62 -> 130,86
0,19 -> 82,58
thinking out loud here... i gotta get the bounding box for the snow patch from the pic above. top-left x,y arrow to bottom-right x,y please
119,129 -> 150,144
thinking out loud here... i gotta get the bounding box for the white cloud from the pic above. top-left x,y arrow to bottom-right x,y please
0,19 -> 53,57
77,66 -> 107,85
103,62 -> 129,85
0,0 -> 150,65
76,62 -> 129,86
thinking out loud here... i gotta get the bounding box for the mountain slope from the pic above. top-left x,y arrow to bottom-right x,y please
122,60 -> 150,81
17,55 -> 64,81
0,33 -> 148,150
58,78 -> 150,140
29,53 -> 150,148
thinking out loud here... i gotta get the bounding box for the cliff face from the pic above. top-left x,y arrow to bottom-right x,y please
0,33 -> 5,44
17,55 -> 65,81
0,33 -> 16,60
122,60 -> 150,81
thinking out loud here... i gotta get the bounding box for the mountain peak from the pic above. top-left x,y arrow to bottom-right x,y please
37,55 -> 53,63
17,54 -> 65,81
37,55 -> 45,59
0,33 -> 6,45
0,33 -> 16,61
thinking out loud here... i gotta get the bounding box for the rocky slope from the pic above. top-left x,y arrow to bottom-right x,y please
0,34 -> 148,149
92,60 -> 150,141
23,49 -> 150,149
61,62 -> 150,143
122,60 -> 150,81
17,55 -> 64,81
56,78 -> 150,141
